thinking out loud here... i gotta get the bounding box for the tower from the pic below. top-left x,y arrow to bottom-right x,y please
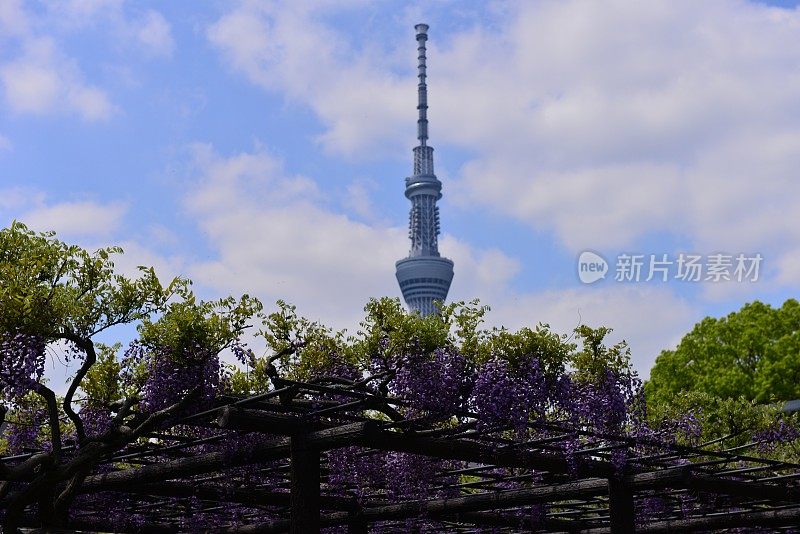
395,23 -> 454,316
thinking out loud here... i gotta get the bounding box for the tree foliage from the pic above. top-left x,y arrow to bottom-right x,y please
0,223 -> 261,530
646,299 -> 800,408
1,223 -> 799,532
644,299 -> 800,460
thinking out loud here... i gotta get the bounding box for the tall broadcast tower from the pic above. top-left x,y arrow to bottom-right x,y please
395,24 -> 454,316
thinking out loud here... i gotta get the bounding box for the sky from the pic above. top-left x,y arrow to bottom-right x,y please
2,0 -> 800,388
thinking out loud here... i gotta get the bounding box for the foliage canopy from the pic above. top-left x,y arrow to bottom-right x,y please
646,299 -> 800,408
1,223 -> 799,532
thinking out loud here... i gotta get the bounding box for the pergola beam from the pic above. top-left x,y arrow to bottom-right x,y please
19,514 -> 178,533
81,423 -> 370,491
223,475 -> 673,532
119,480 -> 356,510
582,506 -> 800,533
69,414 -> 800,533
83,419 -> 800,507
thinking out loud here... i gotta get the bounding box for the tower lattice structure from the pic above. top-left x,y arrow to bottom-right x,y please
395,23 -> 454,316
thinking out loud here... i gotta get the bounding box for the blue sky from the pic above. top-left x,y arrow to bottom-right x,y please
2,0 -> 800,386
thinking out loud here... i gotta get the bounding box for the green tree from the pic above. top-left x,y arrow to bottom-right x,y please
0,221 -> 183,449
646,299 -> 800,410
0,222 -> 263,529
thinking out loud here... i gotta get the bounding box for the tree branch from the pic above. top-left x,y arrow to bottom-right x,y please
1,452 -> 53,482
30,382 -> 61,459
44,255 -> 71,305
53,469 -> 88,521
58,331 -> 96,444
111,396 -> 137,426
132,386 -> 201,439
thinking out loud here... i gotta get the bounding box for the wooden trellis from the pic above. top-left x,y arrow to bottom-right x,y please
7,377 -> 800,533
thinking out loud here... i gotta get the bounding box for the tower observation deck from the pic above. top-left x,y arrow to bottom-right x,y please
395,23 -> 454,316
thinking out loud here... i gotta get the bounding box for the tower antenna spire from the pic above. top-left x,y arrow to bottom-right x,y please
395,24 -> 454,316
415,23 -> 429,147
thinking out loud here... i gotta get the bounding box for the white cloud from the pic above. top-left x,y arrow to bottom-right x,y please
485,285 -> 699,377
0,2 -> 174,120
43,0 -> 175,58
1,190 -> 182,288
1,44 -> 60,114
135,10 -> 174,58
179,144 -> 693,375
184,143 -> 405,327
0,37 -> 115,120
342,180 -> 381,223
461,160 -> 684,252
182,144 -> 526,329
0,187 -> 42,213
0,0 -> 29,37
110,239 -> 184,286
207,2 -> 412,157
68,84 -> 115,121
443,236 -> 521,300
0,134 -> 11,151
776,249 -> 800,288
146,224 -> 180,248
47,0 -> 124,27
436,0 -> 800,258
22,200 -> 127,237
207,0 -> 800,299
204,1 -> 800,374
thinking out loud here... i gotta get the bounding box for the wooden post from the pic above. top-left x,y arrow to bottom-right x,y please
608,477 -> 636,533
347,514 -> 368,534
290,433 -> 320,534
